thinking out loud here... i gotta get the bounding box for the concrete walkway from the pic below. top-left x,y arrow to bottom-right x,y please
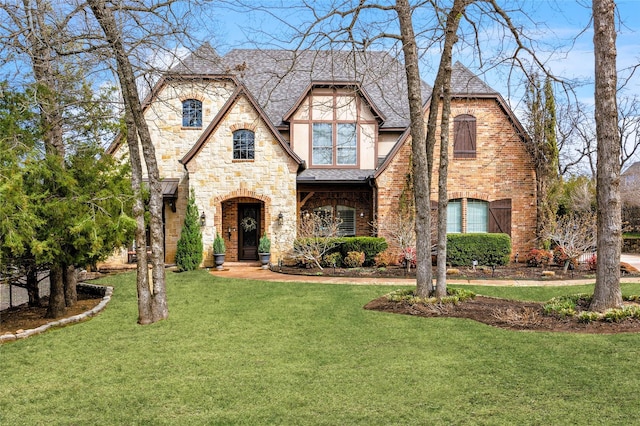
213,254 -> 640,287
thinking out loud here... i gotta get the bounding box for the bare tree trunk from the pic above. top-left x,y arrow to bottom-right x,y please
63,264 -> 77,307
434,0 -> 467,299
590,0 -> 622,311
396,0 -> 432,298
26,264 -> 42,307
88,0 -> 168,323
124,111 -> 153,323
46,265 -> 66,318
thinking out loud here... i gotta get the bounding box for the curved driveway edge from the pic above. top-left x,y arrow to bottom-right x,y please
0,283 -> 113,344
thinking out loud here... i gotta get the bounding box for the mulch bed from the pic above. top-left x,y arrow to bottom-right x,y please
364,295 -> 640,334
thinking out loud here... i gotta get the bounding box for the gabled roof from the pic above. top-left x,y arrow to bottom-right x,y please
282,81 -> 386,124
180,83 -> 304,167
171,47 -> 432,129
450,62 -> 497,95
374,62 -> 529,178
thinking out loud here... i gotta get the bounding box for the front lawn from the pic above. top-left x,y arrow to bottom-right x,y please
2,271 -> 640,424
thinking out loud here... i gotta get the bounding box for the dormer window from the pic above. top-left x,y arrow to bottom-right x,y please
233,129 -> 255,160
182,99 -> 202,127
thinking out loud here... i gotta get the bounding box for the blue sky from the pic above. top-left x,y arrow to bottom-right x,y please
210,1 -> 639,107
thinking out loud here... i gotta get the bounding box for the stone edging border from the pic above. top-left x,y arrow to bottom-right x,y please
0,283 -> 113,344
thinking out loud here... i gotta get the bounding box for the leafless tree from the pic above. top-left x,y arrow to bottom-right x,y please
86,0 -> 170,324
542,213 -> 596,273
292,212 -> 343,270
591,0 -> 622,312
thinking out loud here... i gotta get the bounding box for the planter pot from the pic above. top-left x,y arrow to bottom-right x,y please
213,254 -> 225,270
258,253 -> 271,269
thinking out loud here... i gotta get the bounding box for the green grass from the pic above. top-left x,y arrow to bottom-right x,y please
2,271 -> 640,425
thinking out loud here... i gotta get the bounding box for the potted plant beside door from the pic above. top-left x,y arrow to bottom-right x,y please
258,232 -> 271,269
213,232 -> 226,270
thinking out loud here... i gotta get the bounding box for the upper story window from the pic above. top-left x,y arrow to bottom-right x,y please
312,123 -> 357,166
233,129 -> 255,160
182,99 -> 202,127
454,114 -> 476,158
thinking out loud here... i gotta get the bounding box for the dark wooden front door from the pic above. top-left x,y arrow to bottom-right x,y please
238,203 -> 260,260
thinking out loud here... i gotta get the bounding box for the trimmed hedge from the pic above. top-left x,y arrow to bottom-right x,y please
446,233 -> 511,266
338,237 -> 388,266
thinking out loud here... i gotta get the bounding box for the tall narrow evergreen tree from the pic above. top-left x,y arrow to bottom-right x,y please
175,190 -> 203,271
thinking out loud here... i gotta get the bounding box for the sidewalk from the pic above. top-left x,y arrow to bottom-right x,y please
212,261 -> 640,287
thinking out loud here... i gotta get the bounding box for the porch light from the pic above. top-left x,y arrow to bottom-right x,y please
199,212 -> 206,226
278,212 -> 284,226
360,211 -> 365,218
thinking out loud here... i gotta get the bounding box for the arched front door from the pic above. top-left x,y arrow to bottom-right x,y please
238,203 -> 260,260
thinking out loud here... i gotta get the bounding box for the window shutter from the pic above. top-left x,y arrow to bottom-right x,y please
454,115 -> 476,158
489,199 -> 512,235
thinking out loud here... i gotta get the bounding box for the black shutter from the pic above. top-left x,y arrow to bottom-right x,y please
489,199 -> 511,235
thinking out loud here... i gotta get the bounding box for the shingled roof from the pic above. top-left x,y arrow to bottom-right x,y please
171,45 -> 433,129
450,61 -> 497,95
170,45 -> 500,131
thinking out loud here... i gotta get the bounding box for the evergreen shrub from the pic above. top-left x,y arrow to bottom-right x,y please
175,190 -> 203,271
446,233 -> 511,266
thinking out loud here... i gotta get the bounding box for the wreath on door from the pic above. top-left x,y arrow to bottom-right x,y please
241,216 -> 257,232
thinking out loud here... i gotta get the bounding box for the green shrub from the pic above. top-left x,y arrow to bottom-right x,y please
175,190 -> 203,271
385,287 -> 476,304
602,306 -> 640,323
322,252 -> 343,268
543,294 -> 590,317
577,311 -> 601,323
213,233 -> 225,254
339,237 -> 388,266
258,232 -> 271,253
446,233 -> 511,266
343,251 -> 365,268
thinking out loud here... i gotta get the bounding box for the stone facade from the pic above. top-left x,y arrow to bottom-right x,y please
185,93 -> 299,266
106,48 -> 537,267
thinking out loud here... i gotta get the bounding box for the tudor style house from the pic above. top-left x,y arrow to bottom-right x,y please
107,44 -> 537,266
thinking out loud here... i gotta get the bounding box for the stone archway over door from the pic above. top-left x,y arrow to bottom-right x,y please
238,203 -> 261,260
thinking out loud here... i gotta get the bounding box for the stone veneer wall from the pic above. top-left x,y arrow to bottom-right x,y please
112,80 -> 238,264
186,94 -> 299,267
376,97 -> 537,258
